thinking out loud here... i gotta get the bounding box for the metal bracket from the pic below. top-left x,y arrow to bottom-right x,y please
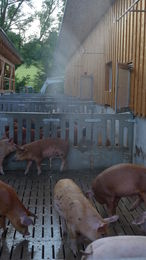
125,119 -> 136,123
43,118 -> 60,124
85,119 -> 101,123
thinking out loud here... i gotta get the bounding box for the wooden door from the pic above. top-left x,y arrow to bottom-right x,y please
80,75 -> 93,100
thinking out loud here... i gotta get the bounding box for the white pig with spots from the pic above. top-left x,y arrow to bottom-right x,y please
54,178 -> 118,256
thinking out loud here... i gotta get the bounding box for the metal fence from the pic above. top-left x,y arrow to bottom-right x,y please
0,110 -> 134,171
0,94 -> 99,113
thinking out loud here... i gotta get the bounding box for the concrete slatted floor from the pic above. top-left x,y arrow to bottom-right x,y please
0,170 -> 146,260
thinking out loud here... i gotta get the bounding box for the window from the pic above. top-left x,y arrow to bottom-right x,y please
116,63 -> 132,112
105,61 -> 112,92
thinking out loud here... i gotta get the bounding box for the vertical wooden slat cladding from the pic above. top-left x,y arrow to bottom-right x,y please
142,0 -> 146,116
64,0 -> 146,117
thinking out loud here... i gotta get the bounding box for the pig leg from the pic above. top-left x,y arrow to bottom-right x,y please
0,166 -> 4,175
67,223 -> 78,256
24,161 -> 33,175
106,197 -> 119,216
49,158 -> 52,169
60,158 -> 66,172
0,159 -> 4,175
61,217 -> 67,238
130,196 -> 143,211
140,193 -> 146,207
35,160 -> 42,175
0,216 -> 7,237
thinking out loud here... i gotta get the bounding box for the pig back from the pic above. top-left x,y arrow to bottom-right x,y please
44,138 -> 69,157
24,138 -> 69,158
0,180 -> 25,214
54,179 -> 104,225
92,163 -> 146,197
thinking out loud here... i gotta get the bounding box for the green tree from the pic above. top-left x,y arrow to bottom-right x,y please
0,0 -> 33,33
36,0 -> 65,41
1,0 -> 66,92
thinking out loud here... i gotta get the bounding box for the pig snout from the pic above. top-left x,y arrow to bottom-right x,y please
15,215 -> 34,236
23,228 -> 30,237
85,190 -> 94,199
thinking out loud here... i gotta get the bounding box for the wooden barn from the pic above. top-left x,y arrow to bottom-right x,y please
0,28 -> 21,93
57,0 -> 146,117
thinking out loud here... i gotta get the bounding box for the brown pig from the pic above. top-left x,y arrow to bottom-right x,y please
91,163 -> 146,216
81,236 -> 146,259
15,138 -> 69,175
0,180 -> 36,237
54,178 -> 118,256
0,138 -> 16,175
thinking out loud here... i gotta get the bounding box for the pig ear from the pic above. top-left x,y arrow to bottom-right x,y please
104,215 -> 119,223
20,216 -> 33,226
8,138 -> 14,144
97,222 -> 107,234
85,190 -> 94,199
27,210 -> 38,219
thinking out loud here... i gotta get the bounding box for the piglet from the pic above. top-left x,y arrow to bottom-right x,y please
15,138 -> 69,175
81,236 -> 146,259
0,180 -> 36,237
54,178 -> 118,256
0,138 -> 16,175
91,163 -> 146,216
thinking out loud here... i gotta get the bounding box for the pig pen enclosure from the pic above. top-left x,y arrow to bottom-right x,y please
0,94 -> 145,260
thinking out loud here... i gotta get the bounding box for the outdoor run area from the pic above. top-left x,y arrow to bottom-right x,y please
0,170 -> 146,260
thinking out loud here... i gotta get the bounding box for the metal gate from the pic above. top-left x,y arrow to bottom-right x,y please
0,111 -> 134,171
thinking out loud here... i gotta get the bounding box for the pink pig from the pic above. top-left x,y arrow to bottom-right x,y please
0,138 -> 16,175
54,178 -> 118,256
15,138 -> 69,175
0,180 -> 36,237
91,163 -> 146,216
81,236 -> 146,259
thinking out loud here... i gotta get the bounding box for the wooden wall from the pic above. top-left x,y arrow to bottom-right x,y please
64,0 -> 146,117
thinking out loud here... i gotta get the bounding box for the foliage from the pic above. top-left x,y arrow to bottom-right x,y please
1,0 -> 66,93
7,30 -> 23,51
0,0 -> 33,34
15,75 -> 30,93
36,0 -> 58,41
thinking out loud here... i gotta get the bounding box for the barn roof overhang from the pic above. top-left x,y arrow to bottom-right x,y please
0,28 -> 22,65
55,0 -> 116,71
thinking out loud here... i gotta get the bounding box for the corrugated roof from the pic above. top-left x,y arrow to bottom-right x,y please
55,0 -> 115,71
0,28 -> 21,63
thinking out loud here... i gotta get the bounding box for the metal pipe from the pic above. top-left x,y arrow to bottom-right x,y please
116,0 -> 141,22
130,10 -> 146,12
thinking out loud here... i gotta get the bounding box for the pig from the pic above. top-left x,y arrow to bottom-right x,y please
0,138 -> 16,175
53,178 -> 118,256
15,137 -> 69,175
81,235 -> 146,259
91,163 -> 146,216
0,180 -> 36,237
